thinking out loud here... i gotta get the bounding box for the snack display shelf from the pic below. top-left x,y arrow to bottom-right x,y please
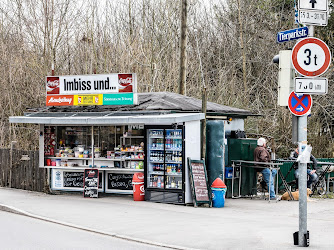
44,166 -> 144,172
45,157 -> 125,161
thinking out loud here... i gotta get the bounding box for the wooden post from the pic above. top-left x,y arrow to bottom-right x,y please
9,141 -> 17,188
237,0 -> 247,94
179,0 -> 187,95
201,87 -> 207,160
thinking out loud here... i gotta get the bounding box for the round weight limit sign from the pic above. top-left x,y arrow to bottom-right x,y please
292,37 -> 331,77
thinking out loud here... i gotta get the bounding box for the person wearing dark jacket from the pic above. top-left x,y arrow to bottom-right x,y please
289,147 -> 321,188
254,137 -> 277,200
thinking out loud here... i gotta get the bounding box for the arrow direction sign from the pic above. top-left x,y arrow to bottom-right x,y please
298,0 -> 328,11
295,77 -> 328,94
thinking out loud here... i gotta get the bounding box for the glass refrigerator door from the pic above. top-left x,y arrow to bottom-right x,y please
165,129 -> 183,190
147,129 -> 165,189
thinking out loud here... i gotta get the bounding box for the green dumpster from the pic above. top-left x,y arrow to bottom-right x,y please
226,138 -> 258,198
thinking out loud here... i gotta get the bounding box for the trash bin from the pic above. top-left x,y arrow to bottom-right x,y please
211,178 -> 227,208
132,173 -> 145,201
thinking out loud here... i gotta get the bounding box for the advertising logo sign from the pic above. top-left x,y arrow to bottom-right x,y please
118,74 -> 133,92
73,94 -> 103,106
46,73 -> 137,106
46,73 -> 137,95
46,77 -> 60,94
46,95 -> 74,106
103,93 -> 135,105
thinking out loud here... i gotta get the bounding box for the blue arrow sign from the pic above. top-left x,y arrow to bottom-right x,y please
277,27 -> 309,43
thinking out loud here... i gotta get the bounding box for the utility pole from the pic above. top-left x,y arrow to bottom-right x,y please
179,0 -> 187,95
298,24 -> 313,248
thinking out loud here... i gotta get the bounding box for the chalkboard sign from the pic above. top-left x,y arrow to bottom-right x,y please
107,173 -> 133,190
188,158 -> 211,207
63,172 -> 84,188
63,171 -> 102,189
84,169 -> 99,198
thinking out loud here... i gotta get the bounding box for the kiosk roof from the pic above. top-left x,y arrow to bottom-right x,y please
26,92 -> 253,117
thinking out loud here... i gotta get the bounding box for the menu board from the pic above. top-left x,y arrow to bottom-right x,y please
63,171 -> 84,188
51,169 -> 103,190
84,169 -> 99,198
106,173 -> 133,191
188,159 -> 211,207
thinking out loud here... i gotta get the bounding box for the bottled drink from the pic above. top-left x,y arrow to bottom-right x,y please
157,177 -> 161,188
166,177 -> 170,188
171,177 -> 176,188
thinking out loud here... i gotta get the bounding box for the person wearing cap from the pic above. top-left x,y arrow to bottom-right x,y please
289,146 -> 321,189
254,137 -> 277,200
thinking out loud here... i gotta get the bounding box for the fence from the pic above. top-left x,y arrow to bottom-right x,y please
0,148 -> 47,192
277,158 -> 334,191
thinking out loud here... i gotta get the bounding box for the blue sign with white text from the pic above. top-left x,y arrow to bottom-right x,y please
277,27 -> 308,43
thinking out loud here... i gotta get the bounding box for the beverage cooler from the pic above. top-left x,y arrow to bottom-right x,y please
144,125 -> 188,204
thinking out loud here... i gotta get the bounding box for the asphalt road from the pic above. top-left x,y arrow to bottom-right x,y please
0,211 -> 166,250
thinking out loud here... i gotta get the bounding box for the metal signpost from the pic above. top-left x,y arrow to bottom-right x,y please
289,2 -> 330,245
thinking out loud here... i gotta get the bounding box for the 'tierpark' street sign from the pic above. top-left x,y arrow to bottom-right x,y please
277,27 -> 308,43
299,9 -> 328,26
291,37 -> 331,77
295,77 -> 328,94
299,0 -> 328,12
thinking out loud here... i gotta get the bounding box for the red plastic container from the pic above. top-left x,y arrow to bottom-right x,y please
132,173 -> 145,201
211,178 -> 227,188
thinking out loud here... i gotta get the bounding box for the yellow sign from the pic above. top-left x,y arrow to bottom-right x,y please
73,94 -> 103,106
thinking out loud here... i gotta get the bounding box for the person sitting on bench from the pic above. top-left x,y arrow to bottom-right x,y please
254,137 -> 277,200
289,146 -> 321,189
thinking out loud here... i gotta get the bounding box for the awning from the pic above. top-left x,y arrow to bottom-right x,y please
9,113 -> 205,125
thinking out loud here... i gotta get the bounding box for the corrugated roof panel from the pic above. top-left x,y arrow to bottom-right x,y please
25,92 -> 252,116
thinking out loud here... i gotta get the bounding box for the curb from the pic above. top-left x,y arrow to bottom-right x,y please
0,204 -> 193,250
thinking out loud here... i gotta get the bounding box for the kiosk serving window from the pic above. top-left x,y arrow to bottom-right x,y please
44,125 -> 144,170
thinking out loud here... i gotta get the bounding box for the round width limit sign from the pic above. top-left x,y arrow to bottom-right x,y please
292,37 -> 331,77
